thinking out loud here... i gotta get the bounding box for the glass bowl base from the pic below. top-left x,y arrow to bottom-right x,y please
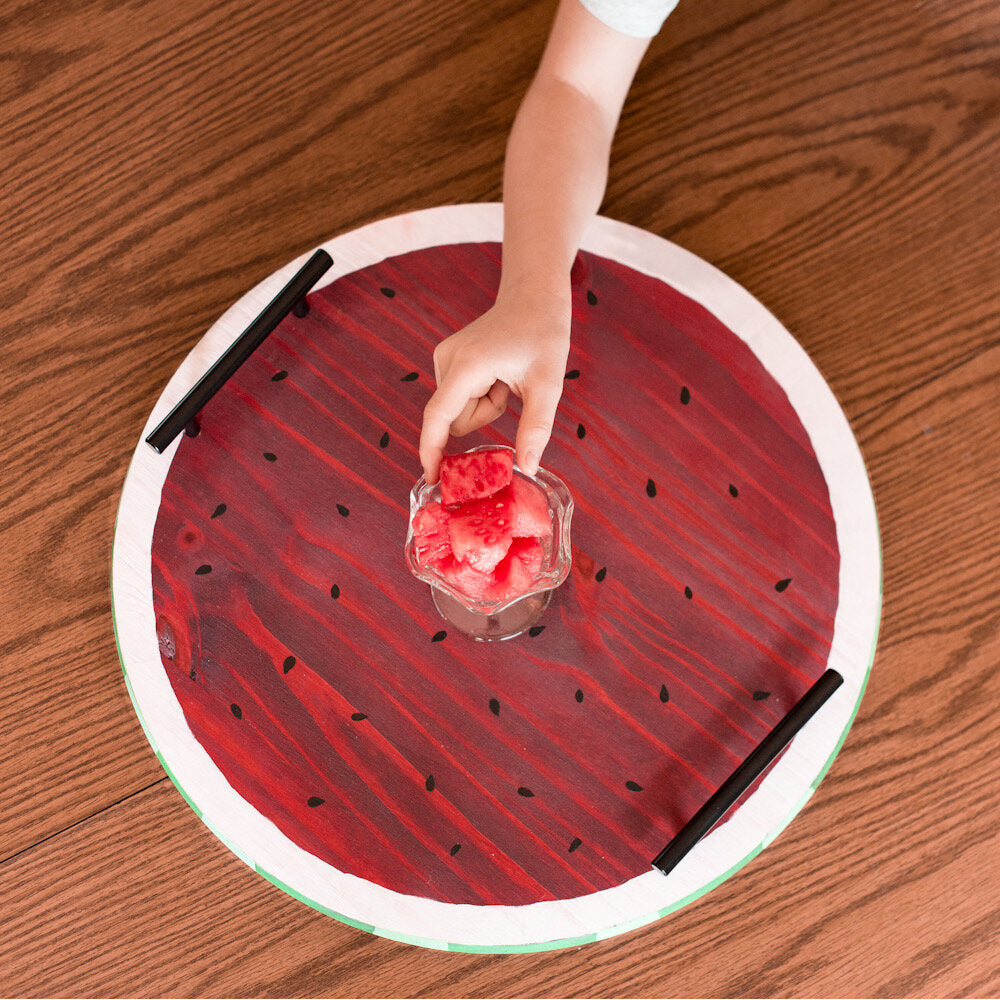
430,587 -> 553,641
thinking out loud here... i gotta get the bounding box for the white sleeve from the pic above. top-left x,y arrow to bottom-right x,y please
578,0 -> 680,38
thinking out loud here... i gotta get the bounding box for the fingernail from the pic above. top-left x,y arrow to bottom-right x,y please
523,451 -> 538,475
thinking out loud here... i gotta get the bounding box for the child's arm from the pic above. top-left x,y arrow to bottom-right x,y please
419,0 -> 653,482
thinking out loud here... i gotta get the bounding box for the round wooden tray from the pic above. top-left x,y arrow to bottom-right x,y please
112,204 -> 880,952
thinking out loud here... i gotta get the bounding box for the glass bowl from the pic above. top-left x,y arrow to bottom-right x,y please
405,445 -> 573,640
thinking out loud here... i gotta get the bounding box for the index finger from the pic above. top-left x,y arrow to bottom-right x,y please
419,379 -> 481,483
515,373 -> 563,476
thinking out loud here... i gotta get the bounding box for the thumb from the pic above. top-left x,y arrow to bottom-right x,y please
515,375 -> 562,476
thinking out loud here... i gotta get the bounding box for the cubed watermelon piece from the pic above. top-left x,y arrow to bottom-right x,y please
439,448 -> 513,507
411,501 -> 453,568
447,491 -> 515,573
435,555 -> 493,601
486,536 -> 545,604
497,475 -> 552,540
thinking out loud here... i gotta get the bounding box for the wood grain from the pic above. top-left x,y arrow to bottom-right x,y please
1,0 -> 998,994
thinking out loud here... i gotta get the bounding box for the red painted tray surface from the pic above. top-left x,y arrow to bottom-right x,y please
151,242 -> 838,906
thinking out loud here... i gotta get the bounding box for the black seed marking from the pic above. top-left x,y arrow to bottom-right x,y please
400,371 -> 419,382
282,655 -> 295,674
528,625 -> 545,637
380,287 -> 396,298
379,431 -> 389,448
426,774 -> 435,792
188,667 -> 197,681
517,787 -> 535,798
680,386 -> 691,405
307,796 -> 325,807
595,566 -> 607,582
336,503 -> 349,517
450,843 -> 461,856
753,690 -> 771,701
626,780 -> 643,792
432,630 -> 447,642
351,712 -> 367,721
684,586 -> 693,600
330,584 -> 340,599
576,423 -> 586,440
565,369 -> 580,380
263,452 -> 277,462
271,370 -> 288,382
586,289 -> 598,305
729,484 -> 740,498
646,478 -> 657,498
230,703 -> 242,720
489,698 -> 500,717
195,564 -> 212,575
211,503 -> 226,518
575,689 -> 584,703
568,837 -> 582,853
775,578 -> 792,592
659,684 -> 670,703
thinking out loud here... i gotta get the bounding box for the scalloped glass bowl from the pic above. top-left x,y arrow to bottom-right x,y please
405,446 -> 573,640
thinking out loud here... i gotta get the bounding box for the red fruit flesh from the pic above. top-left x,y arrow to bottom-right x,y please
487,536 -> 545,604
434,555 -> 493,600
439,448 -> 513,507
497,475 -> 552,539
509,534 -> 545,576
447,492 -> 515,573
411,501 -> 452,568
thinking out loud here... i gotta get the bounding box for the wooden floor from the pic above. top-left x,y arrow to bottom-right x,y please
2,0 -> 998,995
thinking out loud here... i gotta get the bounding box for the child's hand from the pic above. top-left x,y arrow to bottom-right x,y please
419,288 -> 571,484
416,0 -> 654,485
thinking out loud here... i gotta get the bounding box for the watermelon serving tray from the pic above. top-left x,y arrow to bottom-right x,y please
111,204 -> 881,952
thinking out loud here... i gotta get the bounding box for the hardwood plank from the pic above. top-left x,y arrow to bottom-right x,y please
0,607 -> 163,860
0,781 -> 338,999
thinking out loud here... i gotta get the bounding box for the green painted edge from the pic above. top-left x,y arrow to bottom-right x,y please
763,787 -> 814,850
257,870 -> 377,938
436,843 -> 771,953
811,607 -> 881,790
110,551 -> 203,823
255,842 -> 775,954
203,815 -> 255,868
449,935 -> 596,955
812,494 -> 883,792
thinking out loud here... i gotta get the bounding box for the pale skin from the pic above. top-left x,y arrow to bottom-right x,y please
419,0 -> 652,483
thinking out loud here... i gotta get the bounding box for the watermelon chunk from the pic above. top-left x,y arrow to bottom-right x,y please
447,492 -> 515,573
439,448 -> 513,507
411,501 -> 452,568
486,537 -> 545,604
435,555 -> 493,601
497,475 -> 552,540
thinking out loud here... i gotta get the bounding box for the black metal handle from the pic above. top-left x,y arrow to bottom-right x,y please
652,668 -> 844,876
146,248 -> 333,453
